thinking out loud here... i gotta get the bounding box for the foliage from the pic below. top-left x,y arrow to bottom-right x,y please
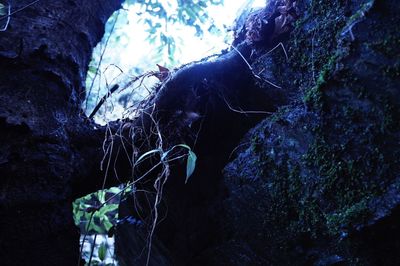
74,143 -> 197,264
84,0 -> 226,121
72,186 -> 133,234
137,144 -> 197,183
124,0 -> 224,62
73,144 -> 197,235
90,0 -> 224,75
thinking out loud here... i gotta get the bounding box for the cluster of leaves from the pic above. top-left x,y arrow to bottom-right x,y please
93,0 -> 224,71
74,144 -> 197,264
73,145 -> 196,235
84,0 -> 225,120
73,145 -> 197,265
126,0 -> 224,64
73,186 -> 133,234
129,0 -> 223,34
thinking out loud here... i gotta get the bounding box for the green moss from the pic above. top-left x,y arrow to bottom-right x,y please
346,0 -> 374,26
225,0 -> 400,262
288,0 -> 347,110
269,106 -> 290,123
250,134 -> 263,153
303,84 -> 323,109
303,54 -> 338,109
325,198 -> 371,236
298,127 -> 389,238
298,198 -> 326,238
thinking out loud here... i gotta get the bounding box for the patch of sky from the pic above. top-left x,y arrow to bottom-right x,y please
84,0 -> 266,124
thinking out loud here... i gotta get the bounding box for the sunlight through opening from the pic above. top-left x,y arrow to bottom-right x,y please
84,0 -> 267,124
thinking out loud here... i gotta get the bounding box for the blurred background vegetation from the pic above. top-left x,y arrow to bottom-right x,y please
83,0 -> 265,124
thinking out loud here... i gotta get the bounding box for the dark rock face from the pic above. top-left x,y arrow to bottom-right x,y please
113,1 -> 399,265
0,1 -> 121,265
220,0 -> 400,265
0,0 -> 398,265
115,40 -> 290,265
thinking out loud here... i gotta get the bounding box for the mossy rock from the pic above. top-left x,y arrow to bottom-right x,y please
222,0 -> 400,265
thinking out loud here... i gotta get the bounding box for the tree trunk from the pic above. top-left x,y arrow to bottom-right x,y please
0,1 -> 121,265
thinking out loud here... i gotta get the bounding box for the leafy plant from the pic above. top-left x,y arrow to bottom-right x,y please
110,0 -> 223,66
72,186 -> 133,234
137,143 -> 197,183
73,144 -> 197,235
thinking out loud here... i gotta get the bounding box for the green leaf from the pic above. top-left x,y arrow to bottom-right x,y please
98,204 -> 119,217
198,1 -> 207,8
136,149 -> 161,163
107,186 -> 122,194
98,242 -> 107,261
161,144 -> 191,161
0,3 -> 6,16
97,190 -> 106,204
88,65 -> 98,75
102,218 -> 114,232
176,144 -> 191,150
83,211 -> 93,222
86,220 -> 104,234
185,150 -> 197,183
185,7 -> 197,21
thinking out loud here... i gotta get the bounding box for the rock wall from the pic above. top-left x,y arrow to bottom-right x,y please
0,1 -> 121,265
221,0 -> 400,265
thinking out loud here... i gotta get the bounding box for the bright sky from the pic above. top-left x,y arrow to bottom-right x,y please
87,0 -> 267,123
112,0 -> 266,69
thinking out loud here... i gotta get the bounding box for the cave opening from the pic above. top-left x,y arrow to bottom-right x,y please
82,0 -> 265,124
75,1 -> 268,265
